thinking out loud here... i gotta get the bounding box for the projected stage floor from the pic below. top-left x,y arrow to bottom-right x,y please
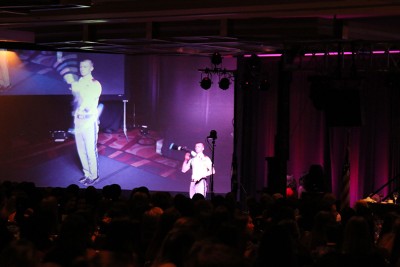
0,128 -> 189,194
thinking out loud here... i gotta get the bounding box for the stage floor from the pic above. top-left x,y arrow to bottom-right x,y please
0,128 -> 189,194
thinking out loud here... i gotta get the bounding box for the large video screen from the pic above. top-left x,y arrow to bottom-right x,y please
0,54 -> 235,196
0,49 -> 125,97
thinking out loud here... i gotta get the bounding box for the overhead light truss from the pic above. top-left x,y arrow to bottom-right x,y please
198,52 -> 235,90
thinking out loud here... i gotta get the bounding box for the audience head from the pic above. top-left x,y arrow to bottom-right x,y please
185,240 -> 246,267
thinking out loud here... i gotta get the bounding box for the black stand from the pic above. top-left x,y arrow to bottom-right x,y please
117,100 -> 129,141
210,138 -> 216,198
122,100 -> 128,141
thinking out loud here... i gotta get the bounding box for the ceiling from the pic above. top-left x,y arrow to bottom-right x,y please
1,0 -> 400,58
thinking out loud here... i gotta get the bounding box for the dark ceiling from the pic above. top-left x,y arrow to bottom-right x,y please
1,0 -> 400,57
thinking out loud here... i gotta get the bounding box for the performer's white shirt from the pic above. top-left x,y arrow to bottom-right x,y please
71,74 -> 102,116
188,153 -> 213,181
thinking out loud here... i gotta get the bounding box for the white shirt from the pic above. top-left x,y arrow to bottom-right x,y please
188,154 -> 213,181
72,74 -> 102,116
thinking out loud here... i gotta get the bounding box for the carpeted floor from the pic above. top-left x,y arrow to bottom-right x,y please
0,128 -> 187,192
1,128 -> 180,172
97,128 -> 181,179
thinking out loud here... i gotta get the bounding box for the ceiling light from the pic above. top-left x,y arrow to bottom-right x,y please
198,52 -> 235,90
200,76 -> 212,90
219,77 -> 230,90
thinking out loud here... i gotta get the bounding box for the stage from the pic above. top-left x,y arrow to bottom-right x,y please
0,128 -> 190,195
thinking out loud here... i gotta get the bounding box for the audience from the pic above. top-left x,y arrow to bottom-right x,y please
0,180 -> 398,267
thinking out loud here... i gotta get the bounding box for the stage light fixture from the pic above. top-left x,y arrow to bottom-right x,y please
219,77 -> 230,90
211,52 -> 222,65
200,76 -> 212,90
198,52 -> 235,90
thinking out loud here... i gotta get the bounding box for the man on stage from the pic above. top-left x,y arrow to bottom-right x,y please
181,142 -> 215,198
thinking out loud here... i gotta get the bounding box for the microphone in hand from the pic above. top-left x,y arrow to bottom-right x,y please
169,143 -> 197,157
184,152 -> 191,161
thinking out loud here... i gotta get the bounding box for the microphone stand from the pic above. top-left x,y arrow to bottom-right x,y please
210,137 -> 216,199
122,99 -> 128,141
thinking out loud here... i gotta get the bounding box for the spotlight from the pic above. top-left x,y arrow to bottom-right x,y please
200,76 -> 212,90
198,52 -> 235,90
211,52 -> 222,65
219,77 -> 230,90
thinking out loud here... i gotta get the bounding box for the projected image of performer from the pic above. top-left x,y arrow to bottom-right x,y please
181,142 -> 215,198
68,59 -> 102,186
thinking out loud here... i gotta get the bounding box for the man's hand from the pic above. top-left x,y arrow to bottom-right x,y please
184,152 -> 191,162
64,73 -> 77,85
182,152 -> 191,173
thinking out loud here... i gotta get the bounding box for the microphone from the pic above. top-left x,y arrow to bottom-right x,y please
207,130 -> 217,140
169,143 -> 197,157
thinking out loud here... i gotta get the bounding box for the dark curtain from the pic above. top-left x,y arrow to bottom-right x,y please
236,55 -> 399,206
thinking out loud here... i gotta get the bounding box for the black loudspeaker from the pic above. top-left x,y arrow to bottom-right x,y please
324,90 -> 362,127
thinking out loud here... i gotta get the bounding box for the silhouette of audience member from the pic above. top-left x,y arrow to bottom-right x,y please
343,216 -> 387,265
84,249 -> 138,267
128,191 -> 151,222
279,219 -> 314,267
145,207 -> 183,266
315,216 -> 388,267
151,227 -> 197,267
93,217 -> 140,267
140,207 -> 164,265
298,164 -> 327,198
376,212 -> 400,265
233,211 -> 257,264
185,240 -> 246,267
42,213 -> 92,267
20,194 -> 60,254
151,191 -> 173,211
0,219 -> 13,253
387,220 -> 400,266
0,239 -> 41,267
173,194 -> 194,217
3,179 -> 400,267
304,210 -> 339,260
254,223 -> 300,267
